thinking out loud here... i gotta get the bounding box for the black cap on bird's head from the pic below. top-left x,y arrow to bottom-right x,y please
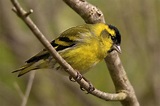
108,24 -> 121,53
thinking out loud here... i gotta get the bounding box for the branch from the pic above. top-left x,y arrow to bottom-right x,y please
14,71 -> 36,106
63,0 -> 105,24
63,0 -> 140,106
11,0 -> 127,101
21,71 -> 36,106
105,51 -> 140,106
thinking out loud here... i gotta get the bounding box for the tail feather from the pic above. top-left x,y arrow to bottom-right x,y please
13,58 -> 58,77
12,63 -> 38,77
12,63 -> 32,73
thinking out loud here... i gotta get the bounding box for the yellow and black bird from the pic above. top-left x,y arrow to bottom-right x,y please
13,23 -> 121,77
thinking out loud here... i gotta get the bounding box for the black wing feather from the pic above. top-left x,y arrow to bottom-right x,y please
26,52 -> 50,63
26,37 -> 76,63
51,37 -> 75,51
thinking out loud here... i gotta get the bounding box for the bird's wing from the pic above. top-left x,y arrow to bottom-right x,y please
26,26 -> 90,63
26,49 -> 49,63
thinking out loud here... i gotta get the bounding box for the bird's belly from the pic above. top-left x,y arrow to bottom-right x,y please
59,45 -> 100,74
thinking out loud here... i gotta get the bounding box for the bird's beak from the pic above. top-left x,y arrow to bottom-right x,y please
112,44 -> 121,54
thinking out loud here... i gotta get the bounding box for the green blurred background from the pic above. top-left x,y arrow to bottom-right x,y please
0,0 -> 160,106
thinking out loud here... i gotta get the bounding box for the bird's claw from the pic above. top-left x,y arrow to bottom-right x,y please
87,82 -> 95,93
75,71 -> 83,81
80,86 -> 85,91
68,71 -> 95,93
69,71 -> 83,82
80,77 -> 95,94
69,76 -> 75,82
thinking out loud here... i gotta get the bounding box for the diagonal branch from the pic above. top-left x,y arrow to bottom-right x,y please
11,0 -> 127,102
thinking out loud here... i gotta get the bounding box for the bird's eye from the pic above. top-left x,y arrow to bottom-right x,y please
111,36 -> 116,42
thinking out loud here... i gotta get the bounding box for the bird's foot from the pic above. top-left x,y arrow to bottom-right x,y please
68,71 -> 95,93
69,71 -> 83,82
80,77 -> 95,94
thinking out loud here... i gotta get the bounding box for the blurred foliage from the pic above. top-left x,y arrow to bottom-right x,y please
0,0 -> 160,106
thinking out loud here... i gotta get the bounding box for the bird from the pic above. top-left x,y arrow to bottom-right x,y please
13,23 -> 121,77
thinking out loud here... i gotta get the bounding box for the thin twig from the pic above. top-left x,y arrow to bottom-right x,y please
21,71 -> 36,106
14,82 -> 24,99
11,0 -> 127,102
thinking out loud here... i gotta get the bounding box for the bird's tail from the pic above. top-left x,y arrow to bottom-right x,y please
12,63 -> 40,77
12,58 -> 59,77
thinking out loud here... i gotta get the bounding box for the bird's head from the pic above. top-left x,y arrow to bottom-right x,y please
108,24 -> 121,53
99,24 -> 121,54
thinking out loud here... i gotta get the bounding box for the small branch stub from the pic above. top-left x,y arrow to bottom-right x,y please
12,7 -> 33,17
24,9 -> 33,17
